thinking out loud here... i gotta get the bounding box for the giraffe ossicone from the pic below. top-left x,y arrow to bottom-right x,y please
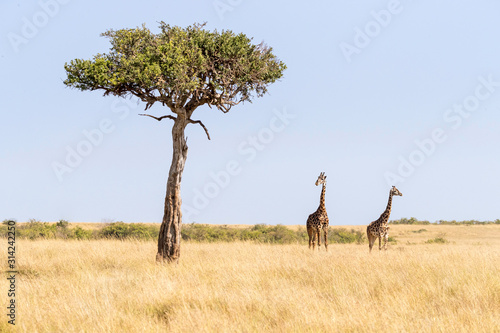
306,172 -> 329,251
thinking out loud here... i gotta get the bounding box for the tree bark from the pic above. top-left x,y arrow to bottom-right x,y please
156,114 -> 188,263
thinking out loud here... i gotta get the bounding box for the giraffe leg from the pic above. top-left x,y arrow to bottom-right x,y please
323,227 -> 328,251
307,227 -> 313,249
367,227 -> 375,253
378,235 -> 382,251
316,229 -> 321,250
311,230 -> 317,250
383,232 -> 388,251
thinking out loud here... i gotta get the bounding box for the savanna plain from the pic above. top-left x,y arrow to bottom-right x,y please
1,224 -> 500,332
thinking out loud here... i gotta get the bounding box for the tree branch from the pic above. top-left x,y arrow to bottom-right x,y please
139,114 -> 177,121
188,119 -> 211,140
217,99 -> 241,113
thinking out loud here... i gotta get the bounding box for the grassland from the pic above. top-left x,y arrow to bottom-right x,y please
1,224 -> 500,332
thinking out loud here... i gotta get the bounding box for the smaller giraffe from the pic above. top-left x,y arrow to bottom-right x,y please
366,186 -> 403,252
306,172 -> 329,251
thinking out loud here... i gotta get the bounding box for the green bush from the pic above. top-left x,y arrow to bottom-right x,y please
56,219 -> 69,229
181,224 -> 365,245
391,217 -> 500,225
0,220 -> 159,240
99,222 -> 159,240
181,223 -> 240,242
182,223 -> 295,244
329,228 -> 365,244
426,233 -> 448,244
391,217 -> 430,225
426,237 -> 448,244
258,224 -> 301,244
72,226 -> 93,240
18,219 -> 58,239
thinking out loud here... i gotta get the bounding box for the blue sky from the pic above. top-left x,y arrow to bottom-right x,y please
1,0 -> 499,225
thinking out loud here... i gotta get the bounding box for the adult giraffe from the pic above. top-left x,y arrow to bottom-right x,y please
367,186 -> 403,252
306,172 -> 329,251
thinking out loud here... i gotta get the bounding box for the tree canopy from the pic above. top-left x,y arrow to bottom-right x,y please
64,22 -> 286,114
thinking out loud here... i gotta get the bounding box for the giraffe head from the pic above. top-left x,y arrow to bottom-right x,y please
315,172 -> 327,186
391,185 -> 403,197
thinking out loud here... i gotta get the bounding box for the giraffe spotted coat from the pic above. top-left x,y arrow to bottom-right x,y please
366,186 -> 403,252
306,172 -> 329,251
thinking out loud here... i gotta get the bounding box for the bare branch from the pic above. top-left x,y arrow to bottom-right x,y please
217,99 -> 241,113
139,114 -> 177,121
188,119 -> 211,140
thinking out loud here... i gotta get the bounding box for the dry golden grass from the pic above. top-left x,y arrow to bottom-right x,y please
1,225 -> 500,332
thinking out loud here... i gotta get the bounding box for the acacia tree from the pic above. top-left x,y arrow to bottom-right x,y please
64,22 -> 286,263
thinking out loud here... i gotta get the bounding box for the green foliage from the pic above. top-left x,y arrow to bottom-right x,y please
426,233 -> 448,244
16,219 -> 57,239
99,222 -> 159,240
426,237 -> 448,244
73,227 -> 93,240
64,22 -> 286,112
12,219 -> 79,239
329,228 -> 365,244
244,224 -> 302,244
56,219 -> 69,229
181,224 -> 364,245
0,222 -> 368,245
181,223 -> 303,243
391,217 -> 430,225
0,220 -> 15,236
412,229 -> 428,233
436,219 -> 491,225
392,217 -> 499,225
181,224 -> 241,242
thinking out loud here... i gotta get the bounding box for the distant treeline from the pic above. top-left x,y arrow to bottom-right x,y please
1,220 -> 365,244
3,218 -> 498,242
390,217 -> 500,225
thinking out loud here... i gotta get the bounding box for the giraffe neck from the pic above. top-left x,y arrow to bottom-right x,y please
317,183 -> 326,213
379,191 -> 393,224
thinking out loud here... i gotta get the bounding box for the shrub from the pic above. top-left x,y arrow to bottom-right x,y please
426,233 -> 448,244
18,219 -> 58,239
426,237 -> 448,244
182,224 -> 242,242
72,226 -> 93,240
329,228 -> 365,244
260,225 -> 300,244
56,219 -> 69,229
391,217 -> 430,225
180,224 -> 368,245
99,222 -> 159,240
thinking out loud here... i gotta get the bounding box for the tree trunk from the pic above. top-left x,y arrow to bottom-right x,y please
156,115 -> 188,263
